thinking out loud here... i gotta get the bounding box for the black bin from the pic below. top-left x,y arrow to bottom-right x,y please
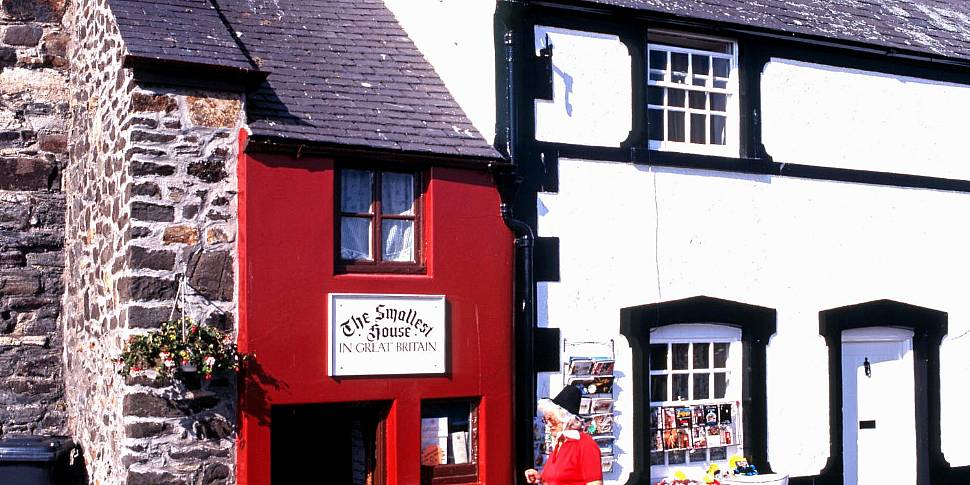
0,436 -> 75,485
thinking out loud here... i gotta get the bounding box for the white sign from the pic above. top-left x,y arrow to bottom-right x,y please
328,293 -> 446,376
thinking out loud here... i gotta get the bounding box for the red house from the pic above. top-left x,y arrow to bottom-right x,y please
231,1 -> 514,484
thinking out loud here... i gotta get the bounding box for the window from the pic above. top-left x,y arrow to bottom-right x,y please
647,324 -> 743,480
420,399 -> 479,485
647,31 -> 738,156
338,167 -> 423,272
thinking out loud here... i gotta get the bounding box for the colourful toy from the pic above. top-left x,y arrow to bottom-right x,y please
703,463 -> 722,485
729,454 -> 758,476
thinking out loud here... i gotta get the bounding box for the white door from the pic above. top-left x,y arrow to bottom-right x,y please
841,327 -> 916,485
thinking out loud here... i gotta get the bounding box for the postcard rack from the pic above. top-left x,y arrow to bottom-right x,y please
562,339 -> 616,473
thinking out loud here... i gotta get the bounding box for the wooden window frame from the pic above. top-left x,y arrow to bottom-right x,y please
336,165 -> 426,274
647,30 -> 740,157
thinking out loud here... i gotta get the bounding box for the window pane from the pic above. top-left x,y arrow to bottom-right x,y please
692,75 -> 707,87
671,344 -> 689,370
672,374 -> 688,401
667,88 -> 685,107
648,109 -> 664,141
649,50 -> 667,71
711,115 -> 727,145
647,86 -> 664,106
650,71 -> 664,82
713,79 -> 728,89
693,373 -> 710,400
668,450 -> 686,464
693,343 -> 710,369
689,449 -> 707,463
381,172 -> 414,215
382,220 -> 414,262
667,111 -> 685,142
341,170 -> 373,213
671,52 -> 688,74
710,93 -> 727,112
650,451 -> 665,465
341,217 -> 372,261
710,446 -> 727,461
650,375 -> 668,402
692,54 -> 710,75
649,344 -> 668,370
689,91 -> 706,109
713,57 -> 730,78
690,113 -> 706,144
713,343 -> 730,368
714,372 -> 727,399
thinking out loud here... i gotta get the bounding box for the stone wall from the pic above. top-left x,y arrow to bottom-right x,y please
65,0 -> 244,483
0,0 -> 69,437
118,86 -> 242,485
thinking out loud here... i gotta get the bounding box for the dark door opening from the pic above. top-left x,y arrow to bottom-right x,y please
272,401 -> 389,485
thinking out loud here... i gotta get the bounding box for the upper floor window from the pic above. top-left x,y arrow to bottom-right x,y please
338,167 -> 423,273
647,31 -> 738,156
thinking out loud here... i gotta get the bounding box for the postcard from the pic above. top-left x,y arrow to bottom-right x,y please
591,398 -> 614,414
591,414 -> 614,434
719,403 -> 733,424
706,425 -> 721,447
692,405 -> 705,427
691,426 -> 707,448
651,430 -> 664,451
591,359 -> 615,376
601,454 -> 614,473
675,406 -> 693,428
568,359 -> 594,376
663,407 -> 677,429
704,405 -> 719,426
579,397 -> 592,415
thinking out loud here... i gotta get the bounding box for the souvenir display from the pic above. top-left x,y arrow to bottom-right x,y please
559,341 -> 617,473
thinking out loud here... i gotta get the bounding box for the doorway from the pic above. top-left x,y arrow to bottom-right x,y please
841,327 -> 915,485
271,401 -> 389,485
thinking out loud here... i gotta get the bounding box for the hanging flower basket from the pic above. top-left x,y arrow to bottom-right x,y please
117,317 -> 247,383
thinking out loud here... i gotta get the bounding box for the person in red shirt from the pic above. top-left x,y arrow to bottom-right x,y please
524,385 -> 603,485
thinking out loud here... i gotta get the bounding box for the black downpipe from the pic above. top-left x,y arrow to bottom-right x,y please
495,4 -> 538,482
501,202 -> 535,485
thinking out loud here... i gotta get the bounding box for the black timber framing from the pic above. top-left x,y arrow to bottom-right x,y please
494,1 -> 970,481
619,296 -> 777,485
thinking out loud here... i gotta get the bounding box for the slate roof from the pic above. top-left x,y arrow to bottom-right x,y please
108,0 -> 503,161
581,0 -> 970,62
109,0 -> 254,71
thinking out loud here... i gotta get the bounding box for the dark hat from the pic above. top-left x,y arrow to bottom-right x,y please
551,385 -> 582,415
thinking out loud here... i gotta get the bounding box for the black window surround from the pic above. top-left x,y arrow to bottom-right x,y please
620,295 -> 776,485
809,299 -> 969,485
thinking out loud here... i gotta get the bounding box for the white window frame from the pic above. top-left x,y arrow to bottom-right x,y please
648,324 -> 743,480
647,32 -> 740,157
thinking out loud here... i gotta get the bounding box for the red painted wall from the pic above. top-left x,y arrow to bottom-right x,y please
237,147 -> 514,485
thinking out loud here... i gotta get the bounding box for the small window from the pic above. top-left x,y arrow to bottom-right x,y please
337,167 -> 423,272
648,324 -> 743,481
420,399 -> 479,485
647,31 -> 738,156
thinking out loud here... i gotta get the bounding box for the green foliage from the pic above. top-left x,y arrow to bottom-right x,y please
118,318 -> 247,381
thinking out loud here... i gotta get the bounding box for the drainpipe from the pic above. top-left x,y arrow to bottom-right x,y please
501,200 -> 537,483
496,5 -> 540,480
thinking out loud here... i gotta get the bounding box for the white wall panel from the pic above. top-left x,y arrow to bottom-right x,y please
534,26 -> 632,147
538,158 -> 970,482
762,59 -> 970,180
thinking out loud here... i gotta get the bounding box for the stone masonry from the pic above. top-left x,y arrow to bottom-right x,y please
0,0 -> 70,438
64,0 -> 243,483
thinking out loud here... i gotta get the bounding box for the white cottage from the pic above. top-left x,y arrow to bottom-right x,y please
386,1 -> 970,484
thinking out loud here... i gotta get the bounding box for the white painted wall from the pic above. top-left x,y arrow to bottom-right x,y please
536,158 -> 970,483
533,26 -> 632,147
383,0 -> 497,144
762,59 -> 970,180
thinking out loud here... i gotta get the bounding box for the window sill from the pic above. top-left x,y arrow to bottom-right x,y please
336,263 -> 427,275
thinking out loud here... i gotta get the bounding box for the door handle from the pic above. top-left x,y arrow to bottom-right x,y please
859,420 -> 876,429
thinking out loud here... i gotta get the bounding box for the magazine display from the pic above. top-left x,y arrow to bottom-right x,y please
648,401 -> 742,455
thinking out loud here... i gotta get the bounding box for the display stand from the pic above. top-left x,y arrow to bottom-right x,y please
548,339 -> 617,473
